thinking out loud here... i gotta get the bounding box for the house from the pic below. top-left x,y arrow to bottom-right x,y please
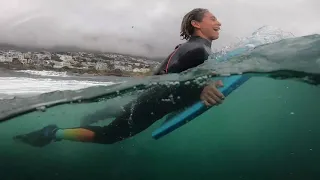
12,58 -> 22,65
133,68 -> 150,73
60,55 -> 73,62
95,62 -> 109,71
20,59 -> 28,64
53,62 -> 63,68
0,56 -> 7,62
2,56 -> 13,62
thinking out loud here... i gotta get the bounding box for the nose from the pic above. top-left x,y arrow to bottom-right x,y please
217,20 -> 222,26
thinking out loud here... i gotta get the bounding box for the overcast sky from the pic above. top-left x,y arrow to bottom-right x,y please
0,0 -> 319,57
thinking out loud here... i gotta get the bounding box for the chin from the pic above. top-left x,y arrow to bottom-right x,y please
210,36 -> 219,40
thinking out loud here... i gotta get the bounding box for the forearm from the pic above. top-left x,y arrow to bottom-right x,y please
177,75 -> 210,103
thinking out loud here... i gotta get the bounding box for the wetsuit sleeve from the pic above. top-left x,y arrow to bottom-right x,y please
166,47 -> 207,74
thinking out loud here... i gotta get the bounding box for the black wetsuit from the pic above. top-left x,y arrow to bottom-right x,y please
78,36 -> 212,144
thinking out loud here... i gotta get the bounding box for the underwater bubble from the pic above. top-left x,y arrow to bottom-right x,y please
316,57 -> 320,63
36,106 -> 46,112
221,73 -> 231,76
72,96 -> 82,101
290,112 -> 295,115
137,90 -> 144,94
173,81 -> 180,86
196,77 -> 203,81
75,89 -> 83,93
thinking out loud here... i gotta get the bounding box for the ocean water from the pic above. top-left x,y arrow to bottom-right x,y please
0,69 -> 126,99
0,27 -> 320,180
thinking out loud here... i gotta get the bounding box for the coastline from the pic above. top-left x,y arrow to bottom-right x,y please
0,61 -> 152,78
0,47 -> 160,78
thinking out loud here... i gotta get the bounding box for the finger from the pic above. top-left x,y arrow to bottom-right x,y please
209,85 -> 225,99
211,72 -> 217,76
214,89 -> 225,99
206,90 -> 223,104
203,100 -> 210,107
215,80 -> 224,87
203,94 -> 217,106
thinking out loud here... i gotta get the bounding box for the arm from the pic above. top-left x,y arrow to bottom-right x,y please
168,47 -> 224,107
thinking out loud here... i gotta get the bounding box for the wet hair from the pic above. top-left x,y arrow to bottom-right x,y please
180,8 -> 209,40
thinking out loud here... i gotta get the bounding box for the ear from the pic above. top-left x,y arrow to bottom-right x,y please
191,20 -> 201,29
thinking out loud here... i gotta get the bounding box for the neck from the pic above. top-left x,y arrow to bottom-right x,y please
192,32 -> 212,42
189,35 -> 212,48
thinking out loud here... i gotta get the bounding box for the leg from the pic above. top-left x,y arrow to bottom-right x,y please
14,81 -> 203,146
80,94 -> 137,126
57,86 -> 184,144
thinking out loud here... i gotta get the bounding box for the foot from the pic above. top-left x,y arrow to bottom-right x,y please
13,125 -> 59,147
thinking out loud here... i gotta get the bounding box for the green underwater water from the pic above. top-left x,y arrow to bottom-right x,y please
0,77 -> 320,180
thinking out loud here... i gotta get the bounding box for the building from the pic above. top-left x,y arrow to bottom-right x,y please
95,62 -> 109,71
133,68 -> 150,73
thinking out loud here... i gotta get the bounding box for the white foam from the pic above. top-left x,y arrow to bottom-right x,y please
0,77 -> 114,96
15,70 -> 69,77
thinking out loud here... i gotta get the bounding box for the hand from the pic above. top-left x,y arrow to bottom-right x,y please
200,80 -> 225,107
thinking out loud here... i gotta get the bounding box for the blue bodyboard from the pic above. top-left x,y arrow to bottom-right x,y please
152,46 -> 253,140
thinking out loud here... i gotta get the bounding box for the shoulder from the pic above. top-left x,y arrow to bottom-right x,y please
178,45 -> 208,60
180,40 -> 209,53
